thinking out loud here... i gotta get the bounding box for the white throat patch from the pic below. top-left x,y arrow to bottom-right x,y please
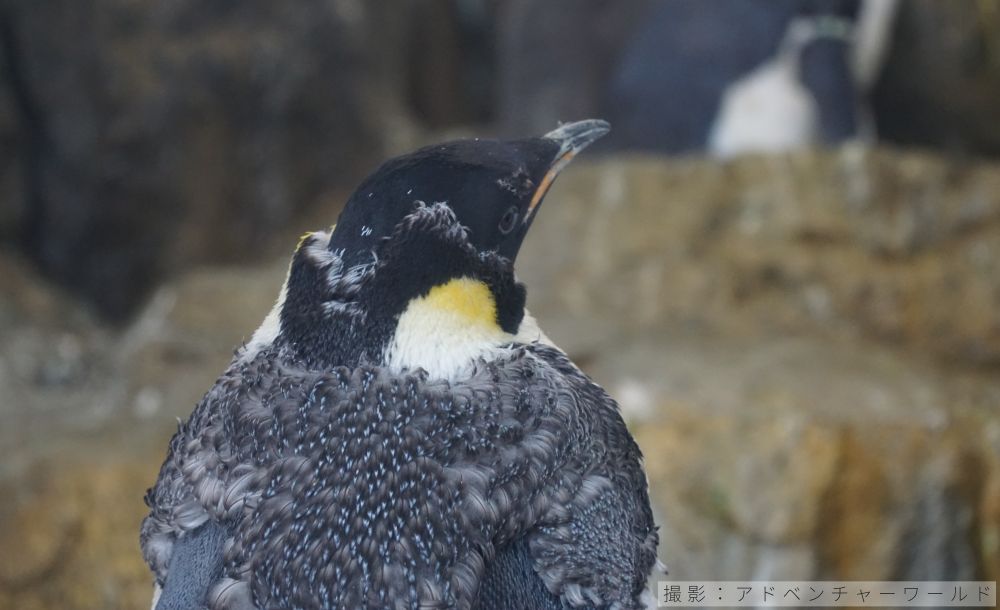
384,277 -> 553,380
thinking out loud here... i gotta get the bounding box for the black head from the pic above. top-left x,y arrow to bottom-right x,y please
328,119 -> 610,267
274,120 -> 609,368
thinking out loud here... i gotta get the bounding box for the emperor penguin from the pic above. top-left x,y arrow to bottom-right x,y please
140,119 -> 658,610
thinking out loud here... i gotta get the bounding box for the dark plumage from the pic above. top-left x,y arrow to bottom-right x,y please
140,120 -> 658,610
143,344 -> 656,609
154,522 -> 227,610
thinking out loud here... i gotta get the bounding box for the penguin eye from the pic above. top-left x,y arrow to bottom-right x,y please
498,206 -> 519,234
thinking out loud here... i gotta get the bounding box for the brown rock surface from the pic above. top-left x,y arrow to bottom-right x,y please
1,147 -> 998,607
0,449 -> 159,610
624,332 -> 999,581
520,145 -> 1000,366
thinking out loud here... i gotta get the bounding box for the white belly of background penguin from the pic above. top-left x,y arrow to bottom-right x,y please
140,120 -> 658,610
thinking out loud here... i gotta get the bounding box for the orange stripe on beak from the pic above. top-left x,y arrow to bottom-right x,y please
523,120 -> 609,223
525,150 -> 577,222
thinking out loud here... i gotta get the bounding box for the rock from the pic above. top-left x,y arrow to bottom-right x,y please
122,260 -> 289,426
872,0 -> 1000,155
0,449 -> 160,610
0,251 -> 283,473
0,18 -> 25,245
0,0 -> 413,320
519,146 -> 1000,366
0,253 -> 284,608
406,0 -> 498,127
606,332 -> 1000,580
0,253 -> 116,475
496,0 -> 651,139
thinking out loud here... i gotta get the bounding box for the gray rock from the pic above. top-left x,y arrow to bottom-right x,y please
872,0 -> 1000,155
0,17 -> 24,245
496,0 -> 651,139
1,0 -> 411,319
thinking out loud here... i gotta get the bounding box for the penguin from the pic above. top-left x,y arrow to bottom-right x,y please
140,119 -> 659,610
707,10 -> 868,158
603,0 -> 894,156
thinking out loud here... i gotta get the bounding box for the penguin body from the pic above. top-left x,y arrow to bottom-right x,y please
709,14 -> 860,158
140,121 -> 658,610
606,0 -> 869,156
143,337 -> 655,609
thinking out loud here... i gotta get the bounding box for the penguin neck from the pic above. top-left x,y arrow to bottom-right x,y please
242,231 -> 549,375
383,277 -> 512,380
244,274 -> 553,377
384,282 -> 551,380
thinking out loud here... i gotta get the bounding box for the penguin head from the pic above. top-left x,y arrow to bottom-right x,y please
329,118 -> 610,267
254,120 -> 609,372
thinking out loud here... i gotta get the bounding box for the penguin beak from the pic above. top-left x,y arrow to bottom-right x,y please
525,119 -> 610,223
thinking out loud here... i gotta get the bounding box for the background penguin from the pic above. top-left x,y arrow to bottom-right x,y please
140,119 -> 658,610
601,0 -> 897,156
707,11 -> 859,157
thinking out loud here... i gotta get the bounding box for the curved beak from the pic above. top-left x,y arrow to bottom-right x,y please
525,119 -> 610,222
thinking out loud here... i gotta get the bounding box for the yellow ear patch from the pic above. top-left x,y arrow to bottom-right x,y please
420,278 -> 499,329
296,231 -> 314,250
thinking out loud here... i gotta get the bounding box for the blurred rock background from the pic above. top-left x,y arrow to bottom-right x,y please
1,1 -> 999,608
